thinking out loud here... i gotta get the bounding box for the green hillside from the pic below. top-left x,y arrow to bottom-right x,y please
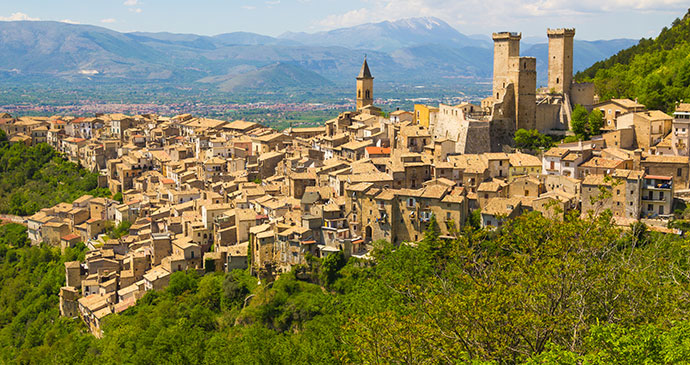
576,10 -> 690,112
0,131 -> 110,216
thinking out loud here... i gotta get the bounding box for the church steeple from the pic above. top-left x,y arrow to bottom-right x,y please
357,57 -> 373,79
356,57 -> 374,111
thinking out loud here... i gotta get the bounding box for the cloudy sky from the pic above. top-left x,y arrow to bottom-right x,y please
0,0 -> 686,40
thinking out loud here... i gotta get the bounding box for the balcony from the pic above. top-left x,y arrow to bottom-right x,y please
644,177 -> 672,191
642,195 -> 669,203
323,218 -> 348,230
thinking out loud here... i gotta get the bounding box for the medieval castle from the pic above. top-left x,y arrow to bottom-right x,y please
349,28 -> 595,154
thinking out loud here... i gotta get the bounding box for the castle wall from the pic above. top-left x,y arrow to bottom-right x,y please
536,103 -> 562,133
431,104 -> 491,154
460,121 -> 492,154
489,117 -> 515,152
570,82 -> 595,110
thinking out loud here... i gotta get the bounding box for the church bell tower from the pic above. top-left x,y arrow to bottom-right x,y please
356,57 -> 374,111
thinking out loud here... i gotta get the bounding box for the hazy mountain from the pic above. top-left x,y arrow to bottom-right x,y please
279,17 -> 490,52
0,21 -> 166,78
0,19 -> 636,92
199,62 -> 334,92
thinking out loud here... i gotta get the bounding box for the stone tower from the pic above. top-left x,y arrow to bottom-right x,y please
510,56 -> 537,130
491,32 -> 536,130
492,32 -> 521,100
547,28 -> 575,94
356,58 -> 374,111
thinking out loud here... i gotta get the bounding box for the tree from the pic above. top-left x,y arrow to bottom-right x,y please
514,129 -> 553,151
319,251 -> 346,287
588,108 -> 604,136
571,105 -> 589,138
468,209 -> 482,230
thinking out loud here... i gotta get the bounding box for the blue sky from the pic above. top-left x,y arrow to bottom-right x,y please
0,0 -> 687,40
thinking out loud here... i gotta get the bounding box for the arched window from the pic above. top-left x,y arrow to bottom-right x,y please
358,90 -> 361,98
556,77 -> 559,84
365,90 -> 370,99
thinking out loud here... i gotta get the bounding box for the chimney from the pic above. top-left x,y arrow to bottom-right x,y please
633,149 -> 642,170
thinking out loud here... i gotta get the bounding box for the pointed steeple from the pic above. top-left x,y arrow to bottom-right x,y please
357,57 -> 373,79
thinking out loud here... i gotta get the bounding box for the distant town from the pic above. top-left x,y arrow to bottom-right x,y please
1,27 -> 688,337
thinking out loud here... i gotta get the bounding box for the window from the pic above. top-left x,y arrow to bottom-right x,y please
648,204 -> 653,211
446,212 -> 451,220
678,168 -> 683,177
659,206 -> 664,215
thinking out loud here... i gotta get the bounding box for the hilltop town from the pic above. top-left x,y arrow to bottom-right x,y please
1,27 -> 689,337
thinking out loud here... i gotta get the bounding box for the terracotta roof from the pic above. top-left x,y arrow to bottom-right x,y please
365,146 -> 391,155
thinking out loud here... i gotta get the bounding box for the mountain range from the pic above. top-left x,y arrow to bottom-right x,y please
0,18 -> 638,92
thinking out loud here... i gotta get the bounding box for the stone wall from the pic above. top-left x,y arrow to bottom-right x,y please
570,82 -> 595,110
489,117 -> 515,152
536,102 -> 562,133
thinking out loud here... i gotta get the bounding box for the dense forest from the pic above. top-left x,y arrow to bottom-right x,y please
3,210 -> 690,363
576,9 -> 690,113
0,131 -> 109,216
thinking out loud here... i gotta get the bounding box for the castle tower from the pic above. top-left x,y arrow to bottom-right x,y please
492,32 -> 521,100
356,58 -> 374,111
510,57 -> 537,130
547,28 -> 575,94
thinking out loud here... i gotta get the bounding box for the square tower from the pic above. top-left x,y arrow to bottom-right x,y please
492,32 -> 521,99
510,57 -> 537,130
356,58 -> 374,111
547,28 -> 575,94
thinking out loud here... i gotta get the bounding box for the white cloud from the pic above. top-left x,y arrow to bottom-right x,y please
242,5 -> 256,10
129,8 -> 143,13
60,19 -> 80,24
318,0 -> 689,30
123,0 -> 139,6
0,12 -> 40,21
100,18 -> 116,24
266,0 -> 281,5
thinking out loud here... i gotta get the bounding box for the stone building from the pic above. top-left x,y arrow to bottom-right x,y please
672,103 -> 690,156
